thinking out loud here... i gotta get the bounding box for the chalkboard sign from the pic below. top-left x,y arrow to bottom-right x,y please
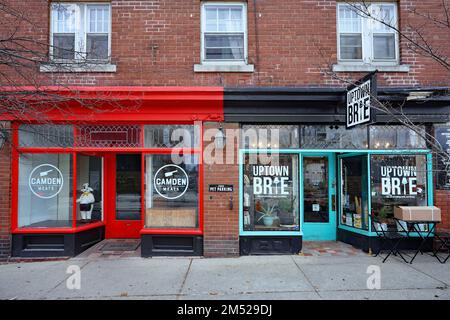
436,125 -> 450,190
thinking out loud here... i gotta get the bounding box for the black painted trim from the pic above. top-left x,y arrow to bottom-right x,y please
239,236 -> 302,255
224,87 -> 450,123
141,234 -> 203,257
11,226 -> 104,258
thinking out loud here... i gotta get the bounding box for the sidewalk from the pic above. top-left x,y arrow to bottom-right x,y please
0,243 -> 449,300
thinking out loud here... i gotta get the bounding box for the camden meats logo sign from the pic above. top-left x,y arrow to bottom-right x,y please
380,165 -> 422,199
154,164 -> 189,200
29,164 -> 64,199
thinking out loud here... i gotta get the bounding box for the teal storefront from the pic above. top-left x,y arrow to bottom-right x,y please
238,124 -> 434,255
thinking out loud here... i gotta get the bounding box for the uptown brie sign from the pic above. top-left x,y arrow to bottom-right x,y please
154,164 -> 189,200
346,71 -> 377,128
29,164 -> 64,199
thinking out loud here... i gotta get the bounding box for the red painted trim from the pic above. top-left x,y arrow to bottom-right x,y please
199,123 -> 204,234
72,153 -> 77,228
141,152 -> 145,230
140,229 -> 203,236
17,147 -> 202,154
12,221 -> 105,234
11,123 -> 19,232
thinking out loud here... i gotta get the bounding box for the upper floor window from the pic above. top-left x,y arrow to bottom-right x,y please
201,2 -> 247,62
337,3 -> 398,63
51,3 -> 111,61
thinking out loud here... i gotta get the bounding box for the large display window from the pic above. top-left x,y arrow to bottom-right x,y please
18,153 -> 73,228
242,153 -> 299,232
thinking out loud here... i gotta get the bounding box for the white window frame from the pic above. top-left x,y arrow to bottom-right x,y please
199,2 -> 251,68
49,2 -> 112,63
336,2 -> 399,66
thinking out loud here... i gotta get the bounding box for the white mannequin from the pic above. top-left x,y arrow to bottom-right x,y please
76,183 -> 95,221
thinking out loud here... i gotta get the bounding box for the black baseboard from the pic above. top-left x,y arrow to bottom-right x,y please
240,236 -> 302,255
12,226 -> 104,258
141,234 -> 203,257
337,228 -> 434,253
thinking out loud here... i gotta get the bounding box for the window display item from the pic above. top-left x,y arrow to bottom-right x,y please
77,183 -> 95,221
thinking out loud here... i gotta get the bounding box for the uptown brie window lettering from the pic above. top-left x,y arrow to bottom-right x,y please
252,165 -> 290,197
380,165 -> 421,198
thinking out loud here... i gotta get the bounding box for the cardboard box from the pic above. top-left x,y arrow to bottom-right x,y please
394,206 -> 441,222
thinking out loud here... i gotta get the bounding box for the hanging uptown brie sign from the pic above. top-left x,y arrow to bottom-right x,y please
29,164 -> 64,199
154,164 -> 189,200
346,71 -> 377,128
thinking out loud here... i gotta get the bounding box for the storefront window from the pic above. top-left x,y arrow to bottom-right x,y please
340,156 -> 369,230
144,125 -> 200,148
304,157 -> 329,223
18,153 -> 73,228
145,154 -> 199,228
370,125 -> 426,149
241,125 -> 299,149
76,155 -> 103,225
75,125 -> 142,148
371,154 -> 428,223
242,153 -> 299,232
300,125 -> 368,149
19,124 -> 74,147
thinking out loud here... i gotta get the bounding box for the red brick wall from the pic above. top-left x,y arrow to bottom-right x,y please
436,190 -> 450,232
0,122 -> 11,260
0,0 -> 448,87
203,122 -> 240,257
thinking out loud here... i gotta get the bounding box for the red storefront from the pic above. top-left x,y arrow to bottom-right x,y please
7,86 -> 223,257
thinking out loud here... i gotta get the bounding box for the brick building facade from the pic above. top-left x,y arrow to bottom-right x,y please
0,0 -> 449,258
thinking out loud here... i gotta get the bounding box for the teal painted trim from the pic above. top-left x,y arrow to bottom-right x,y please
241,149 -> 430,154
338,224 -> 371,236
367,154 -> 372,234
299,154 -> 304,236
427,153 -> 434,206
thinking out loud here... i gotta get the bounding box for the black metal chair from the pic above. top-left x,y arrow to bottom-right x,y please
371,215 -> 409,263
433,230 -> 450,263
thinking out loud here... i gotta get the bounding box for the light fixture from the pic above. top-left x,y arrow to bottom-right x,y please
214,124 -> 226,149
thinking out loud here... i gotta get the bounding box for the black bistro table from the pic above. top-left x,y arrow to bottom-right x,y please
393,218 -> 449,264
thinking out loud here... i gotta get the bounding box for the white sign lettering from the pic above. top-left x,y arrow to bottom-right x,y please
347,79 -> 371,128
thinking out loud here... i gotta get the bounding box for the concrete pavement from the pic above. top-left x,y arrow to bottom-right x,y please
0,251 -> 449,300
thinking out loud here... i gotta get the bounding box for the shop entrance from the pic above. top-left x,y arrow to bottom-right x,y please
105,154 -> 142,239
302,153 -> 337,240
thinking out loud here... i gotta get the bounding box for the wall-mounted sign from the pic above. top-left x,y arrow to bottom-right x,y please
209,184 -> 233,192
436,125 -> 450,190
380,165 -> 421,199
154,164 -> 189,200
29,164 -> 64,199
252,165 -> 290,198
346,71 -> 377,128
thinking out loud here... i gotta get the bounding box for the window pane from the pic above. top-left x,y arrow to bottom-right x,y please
205,35 -> 244,60
145,155 -> 199,228
241,125 -> 300,149
338,5 -> 362,33
19,125 -> 74,147
369,125 -> 427,149
373,34 -> 395,59
304,157 -> 329,223
144,125 -> 199,148
116,154 -> 141,220
243,154 -> 300,232
87,34 -> 108,60
300,125 -> 368,149
76,155 -> 103,226
19,153 -> 73,228
371,155 -> 428,226
372,4 -> 396,32
52,4 -> 76,33
340,35 -> 362,59
87,5 -> 110,33
75,125 -> 142,148
204,5 -> 243,32
341,156 -> 369,230
53,34 -> 75,59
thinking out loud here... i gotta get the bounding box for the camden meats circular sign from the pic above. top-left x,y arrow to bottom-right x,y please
29,164 -> 64,199
154,164 -> 189,200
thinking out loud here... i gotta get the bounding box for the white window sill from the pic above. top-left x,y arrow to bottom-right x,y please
194,63 -> 254,73
40,63 -> 117,73
332,64 -> 410,73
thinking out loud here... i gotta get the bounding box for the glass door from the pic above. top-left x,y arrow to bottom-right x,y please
106,153 -> 142,238
302,153 -> 337,240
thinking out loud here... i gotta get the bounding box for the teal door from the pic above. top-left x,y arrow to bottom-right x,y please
301,153 -> 337,240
